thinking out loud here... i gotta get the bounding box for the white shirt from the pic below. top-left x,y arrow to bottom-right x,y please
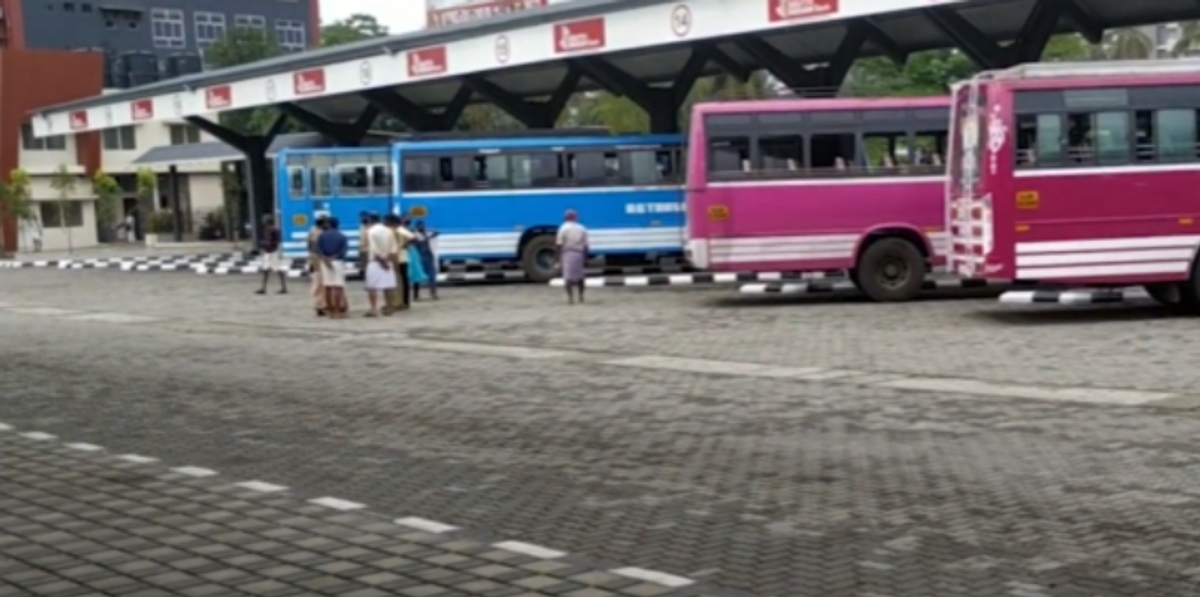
367,223 -> 397,260
394,226 -> 415,263
556,221 -> 587,251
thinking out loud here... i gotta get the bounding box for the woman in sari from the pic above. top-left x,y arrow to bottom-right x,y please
411,221 -> 439,300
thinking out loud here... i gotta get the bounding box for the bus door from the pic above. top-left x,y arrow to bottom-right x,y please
279,154 -> 314,258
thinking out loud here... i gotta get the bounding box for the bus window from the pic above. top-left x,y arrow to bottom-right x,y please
436,156 -> 474,189
1095,111 -> 1130,165
911,132 -> 946,172
402,157 -> 438,192
569,152 -> 607,186
475,154 -> 510,189
312,168 -> 332,197
625,150 -> 661,185
510,153 -> 559,188
371,165 -> 392,194
1156,109 -> 1197,161
810,133 -> 856,173
655,149 -> 681,183
1066,112 -> 1094,163
337,166 -> 370,196
288,167 -> 306,197
759,135 -> 803,176
863,133 -> 901,173
1016,114 -> 1062,168
1134,111 -> 1155,162
709,137 -> 749,174
603,152 -> 620,180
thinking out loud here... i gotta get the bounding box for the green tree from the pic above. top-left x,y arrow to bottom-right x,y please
1104,28 -> 1154,59
136,167 -> 157,225
321,14 -> 388,46
49,165 -> 77,253
1172,21 -> 1200,57
92,169 -> 121,242
204,28 -> 291,135
1041,33 -> 1097,62
0,168 -> 34,257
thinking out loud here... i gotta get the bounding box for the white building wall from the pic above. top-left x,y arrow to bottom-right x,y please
16,114 -> 227,250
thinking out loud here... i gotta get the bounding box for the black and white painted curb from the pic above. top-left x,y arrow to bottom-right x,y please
999,288 -> 1131,305
0,419 -> 699,590
740,276 -> 998,295
550,269 -> 845,288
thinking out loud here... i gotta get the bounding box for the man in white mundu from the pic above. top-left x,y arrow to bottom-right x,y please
363,213 -> 398,317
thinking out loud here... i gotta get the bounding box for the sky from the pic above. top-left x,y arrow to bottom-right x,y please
322,1 -> 427,34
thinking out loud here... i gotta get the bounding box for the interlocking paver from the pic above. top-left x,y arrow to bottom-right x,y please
6,269 -> 1200,596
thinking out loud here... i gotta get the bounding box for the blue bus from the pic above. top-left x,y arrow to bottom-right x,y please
392,135 -> 685,281
277,133 -> 685,281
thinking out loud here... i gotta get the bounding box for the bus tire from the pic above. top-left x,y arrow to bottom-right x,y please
1145,283 -> 1189,311
855,237 -> 926,302
521,235 -> 559,283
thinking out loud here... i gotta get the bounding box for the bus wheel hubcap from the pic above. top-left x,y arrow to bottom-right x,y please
879,257 -> 908,288
536,250 -> 556,271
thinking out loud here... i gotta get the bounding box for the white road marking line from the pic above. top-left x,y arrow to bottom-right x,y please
20,432 -> 56,440
610,567 -> 694,587
9,307 -> 81,316
0,422 -> 12,431
235,480 -> 288,493
877,377 -> 1172,405
493,541 -> 566,559
65,443 -> 104,452
171,466 -> 218,477
605,355 -> 778,376
118,454 -> 159,464
394,517 -> 459,534
309,497 -> 366,511
67,312 -> 160,323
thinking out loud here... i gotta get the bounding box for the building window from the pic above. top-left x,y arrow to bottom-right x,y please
21,123 -> 66,151
274,19 -> 306,52
194,11 -> 226,49
151,8 -> 185,48
40,201 -> 85,228
234,14 -> 265,30
169,124 -> 201,145
102,126 -> 137,151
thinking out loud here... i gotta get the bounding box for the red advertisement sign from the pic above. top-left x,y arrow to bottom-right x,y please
293,68 -> 326,95
131,99 -> 154,121
69,111 -> 88,130
408,46 -> 448,78
205,85 -> 232,109
427,0 -> 547,28
554,17 -> 605,54
768,0 -> 838,22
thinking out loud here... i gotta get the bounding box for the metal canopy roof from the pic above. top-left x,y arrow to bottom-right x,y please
32,0 -> 1200,138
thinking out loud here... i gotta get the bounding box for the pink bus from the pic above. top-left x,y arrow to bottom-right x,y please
947,60 -> 1200,309
685,97 -> 952,302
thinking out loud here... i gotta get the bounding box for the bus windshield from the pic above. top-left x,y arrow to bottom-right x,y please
951,82 -> 984,200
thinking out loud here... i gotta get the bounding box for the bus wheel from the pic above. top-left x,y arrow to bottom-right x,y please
521,235 -> 559,283
1145,283 -> 1187,309
855,238 -> 926,302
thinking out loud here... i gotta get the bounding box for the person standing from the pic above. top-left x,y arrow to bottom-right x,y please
391,216 -> 417,310
317,217 -> 349,318
357,211 -> 371,277
256,215 -> 288,295
556,209 -> 588,304
411,221 -> 439,300
307,215 -> 329,317
363,213 -> 397,317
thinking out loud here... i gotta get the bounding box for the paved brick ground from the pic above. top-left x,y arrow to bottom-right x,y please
3,269 -> 1200,596
1,432 -> 720,597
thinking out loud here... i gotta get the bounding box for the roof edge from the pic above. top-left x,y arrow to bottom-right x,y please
34,0 -> 671,116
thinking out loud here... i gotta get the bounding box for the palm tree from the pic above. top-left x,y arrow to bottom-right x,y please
1171,21 -> 1200,57
1103,28 -> 1154,60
